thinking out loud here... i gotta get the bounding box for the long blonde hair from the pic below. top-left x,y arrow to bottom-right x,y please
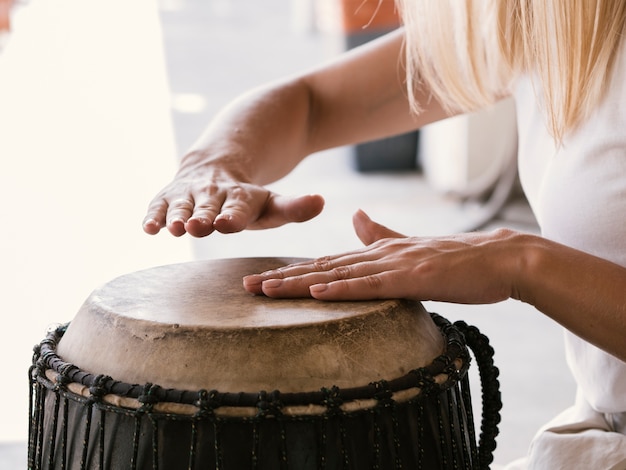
396,0 -> 626,141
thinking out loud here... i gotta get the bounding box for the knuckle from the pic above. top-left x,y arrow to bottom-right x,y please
364,274 -> 383,290
170,198 -> 194,210
313,257 -> 333,271
331,266 -> 352,280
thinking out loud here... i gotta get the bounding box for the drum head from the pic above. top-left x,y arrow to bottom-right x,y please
57,258 -> 444,392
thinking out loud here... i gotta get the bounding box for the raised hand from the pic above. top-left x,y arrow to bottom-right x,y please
142,170 -> 325,238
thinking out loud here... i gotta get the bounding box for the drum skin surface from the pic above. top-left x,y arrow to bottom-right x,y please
57,257 -> 445,392
28,258 -> 503,470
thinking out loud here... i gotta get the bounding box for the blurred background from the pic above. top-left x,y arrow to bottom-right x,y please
0,0 -> 575,467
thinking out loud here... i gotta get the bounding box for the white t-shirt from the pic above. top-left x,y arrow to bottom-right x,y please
515,42 -> 626,413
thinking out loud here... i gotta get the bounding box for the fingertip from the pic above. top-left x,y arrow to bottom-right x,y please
309,283 -> 329,297
167,219 -> 188,237
212,213 -> 240,233
352,209 -> 370,225
185,217 -> 215,237
289,194 -> 325,223
142,219 -> 161,235
242,274 -> 265,295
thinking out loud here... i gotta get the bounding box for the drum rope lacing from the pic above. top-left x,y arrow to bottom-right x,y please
28,312 -> 502,470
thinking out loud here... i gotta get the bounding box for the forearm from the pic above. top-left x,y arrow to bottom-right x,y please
516,235 -> 626,362
181,81 -> 314,185
179,29 -> 449,186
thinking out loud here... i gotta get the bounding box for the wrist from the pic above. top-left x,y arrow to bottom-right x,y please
508,231 -> 551,306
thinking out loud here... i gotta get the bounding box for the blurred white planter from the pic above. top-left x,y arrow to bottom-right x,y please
420,97 -> 518,198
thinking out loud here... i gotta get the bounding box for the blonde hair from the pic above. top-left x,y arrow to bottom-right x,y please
396,0 -> 626,141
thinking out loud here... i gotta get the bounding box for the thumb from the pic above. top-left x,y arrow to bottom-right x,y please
353,209 -> 406,245
249,193 -> 325,230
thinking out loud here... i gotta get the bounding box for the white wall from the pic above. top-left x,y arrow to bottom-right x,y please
0,0 -> 190,441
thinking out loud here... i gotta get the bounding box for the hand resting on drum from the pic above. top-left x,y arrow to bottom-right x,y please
244,209 -> 626,363
243,208 -> 517,305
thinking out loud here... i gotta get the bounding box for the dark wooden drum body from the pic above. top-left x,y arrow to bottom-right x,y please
29,258 -> 501,469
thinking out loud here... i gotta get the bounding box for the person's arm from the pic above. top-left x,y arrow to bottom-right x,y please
143,29 -> 452,238
244,210 -> 626,362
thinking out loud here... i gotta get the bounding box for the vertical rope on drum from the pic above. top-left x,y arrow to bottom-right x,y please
84,375 -> 109,470
373,380 -> 401,469
213,419 -> 223,469
269,390 -> 288,470
317,413 -> 328,470
137,383 -> 161,470
446,388 -> 459,470
79,402 -> 93,470
321,386 -> 348,469
339,413 -> 349,469
149,415 -> 159,470
372,407 -> 382,469
46,391 -> 61,470
453,320 -> 502,470
188,418 -> 198,470
98,408 -> 106,469
416,400 -> 425,468
36,382 -> 47,470
436,395 -> 449,469
460,373 -> 478,468
454,383 -> 471,470
190,390 -> 207,470
130,410 -> 142,470
251,390 -> 267,470
61,396 -> 69,470
278,417 -> 288,470
391,404 -> 402,469
251,417 -> 260,469
27,362 -> 39,470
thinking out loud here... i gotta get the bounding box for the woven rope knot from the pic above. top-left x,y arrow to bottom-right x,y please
137,383 -> 161,408
372,380 -> 393,404
88,375 -> 111,401
54,373 -> 71,387
194,389 -> 221,418
321,386 -> 343,413
256,390 -> 282,417
57,362 -> 77,379
410,368 -> 438,395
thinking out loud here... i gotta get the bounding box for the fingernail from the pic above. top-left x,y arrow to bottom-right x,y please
310,284 -> 328,294
262,279 -> 283,289
192,217 -> 211,226
215,213 -> 232,222
243,274 -> 262,286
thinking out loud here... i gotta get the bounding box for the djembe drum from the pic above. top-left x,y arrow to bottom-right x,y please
29,258 -> 501,470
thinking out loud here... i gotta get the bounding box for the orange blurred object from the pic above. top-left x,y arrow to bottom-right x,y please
0,0 -> 13,32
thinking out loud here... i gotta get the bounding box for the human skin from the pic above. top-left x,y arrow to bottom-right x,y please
142,30 -> 449,237
243,210 -> 626,363
0,0 -> 13,32
143,29 -> 626,363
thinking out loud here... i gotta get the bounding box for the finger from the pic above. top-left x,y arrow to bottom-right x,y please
143,199 -> 169,235
246,259 -> 388,298
243,253 -> 371,293
184,193 -> 223,237
309,273 -> 388,300
165,198 -> 195,237
142,216 -> 163,235
249,194 -> 325,230
353,209 -> 406,245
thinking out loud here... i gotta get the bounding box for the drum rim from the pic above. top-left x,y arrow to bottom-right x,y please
32,312 -> 470,414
